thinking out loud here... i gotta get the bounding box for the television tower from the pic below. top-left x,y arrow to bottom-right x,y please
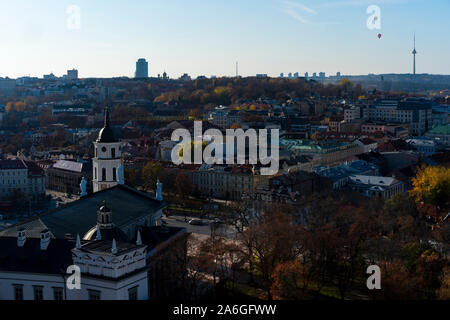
412,33 -> 417,75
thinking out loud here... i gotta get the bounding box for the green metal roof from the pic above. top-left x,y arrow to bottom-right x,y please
427,125 -> 450,135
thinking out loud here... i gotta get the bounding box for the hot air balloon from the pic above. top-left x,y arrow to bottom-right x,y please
378,33 -> 382,39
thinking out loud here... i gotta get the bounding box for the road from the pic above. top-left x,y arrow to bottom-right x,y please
162,214 -> 236,239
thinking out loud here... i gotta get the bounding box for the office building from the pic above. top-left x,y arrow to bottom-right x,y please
135,58 -> 149,78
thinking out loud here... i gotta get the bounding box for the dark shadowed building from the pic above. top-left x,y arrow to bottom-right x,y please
47,160 -> 93,196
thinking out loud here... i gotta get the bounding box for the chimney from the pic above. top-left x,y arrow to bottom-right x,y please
17,228 -> 26,247
40,229 -> 51,251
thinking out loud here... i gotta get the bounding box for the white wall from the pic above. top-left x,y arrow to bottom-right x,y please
0,269 -> 148,300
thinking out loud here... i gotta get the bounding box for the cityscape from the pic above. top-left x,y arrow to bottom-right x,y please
0,0 -> 448,315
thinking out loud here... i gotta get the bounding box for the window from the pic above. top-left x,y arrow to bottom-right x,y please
95,167 -> 97,180
128,286 -> 138,300
102,168 -> 106,181
111,148 -> 116,158
13,285 -> 23,300
88,290 -> 101,300
113,168 -> 117,181
53,287 -> 64,301
95,148 -> 98,158
33,286 -> 44,300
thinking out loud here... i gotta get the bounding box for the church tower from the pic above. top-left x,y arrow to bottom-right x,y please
93,107 -> 124,193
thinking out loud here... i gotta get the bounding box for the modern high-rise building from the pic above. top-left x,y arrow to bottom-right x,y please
66,69 -> 78,80
135,58 -> 149,78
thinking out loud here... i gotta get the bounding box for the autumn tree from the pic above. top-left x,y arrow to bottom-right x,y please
175,171 -> 193,199
271,260 -> 311,300
142,161 -> 163,191
383,193 -> 423,239
240,211 -> 303,300
410,165 -> 450,212
436,267 -> 450,300
189,108 -> 202,119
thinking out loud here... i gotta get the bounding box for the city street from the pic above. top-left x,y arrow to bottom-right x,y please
162,214 -> 236,239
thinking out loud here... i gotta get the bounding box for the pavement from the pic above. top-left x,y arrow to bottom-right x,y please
162,214 -> 236,239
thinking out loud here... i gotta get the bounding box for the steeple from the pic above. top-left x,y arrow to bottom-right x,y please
104,106 -> 111,128
92,104 -> 123,193
96,106 -> 116,143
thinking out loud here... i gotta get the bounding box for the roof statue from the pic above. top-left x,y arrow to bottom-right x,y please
112,238 -> 118,254
76,234 -> 81,249
117,165 -> 124,185
156,180 -> 163,201
80,177 -> 87,197
136,230 -> 142,246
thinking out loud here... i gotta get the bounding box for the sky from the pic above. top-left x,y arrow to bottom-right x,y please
0,0 -> 449,79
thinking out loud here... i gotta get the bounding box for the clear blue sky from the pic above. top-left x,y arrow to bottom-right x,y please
0,0 -> 448,79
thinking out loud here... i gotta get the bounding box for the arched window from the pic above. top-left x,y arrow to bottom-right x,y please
102,168 -> 106,181
113,168 -> 117,181
111,148 -> 116,159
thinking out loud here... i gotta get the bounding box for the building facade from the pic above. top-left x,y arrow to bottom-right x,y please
0,160 -> 45,201
362,98 -> 432,136
48,160 -> 93,195
348,175 -> 405,200
190,164 -> 268,200
0,183 -> 186,300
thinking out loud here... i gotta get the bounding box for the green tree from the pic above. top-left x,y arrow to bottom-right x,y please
142,161 -> 163,191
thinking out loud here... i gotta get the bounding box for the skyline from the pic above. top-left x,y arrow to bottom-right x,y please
0,0 -> 449,79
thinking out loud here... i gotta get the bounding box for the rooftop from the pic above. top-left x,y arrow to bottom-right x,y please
349,175 -> 397,187
427,125 -> 450,135
0,185 -> 166,240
